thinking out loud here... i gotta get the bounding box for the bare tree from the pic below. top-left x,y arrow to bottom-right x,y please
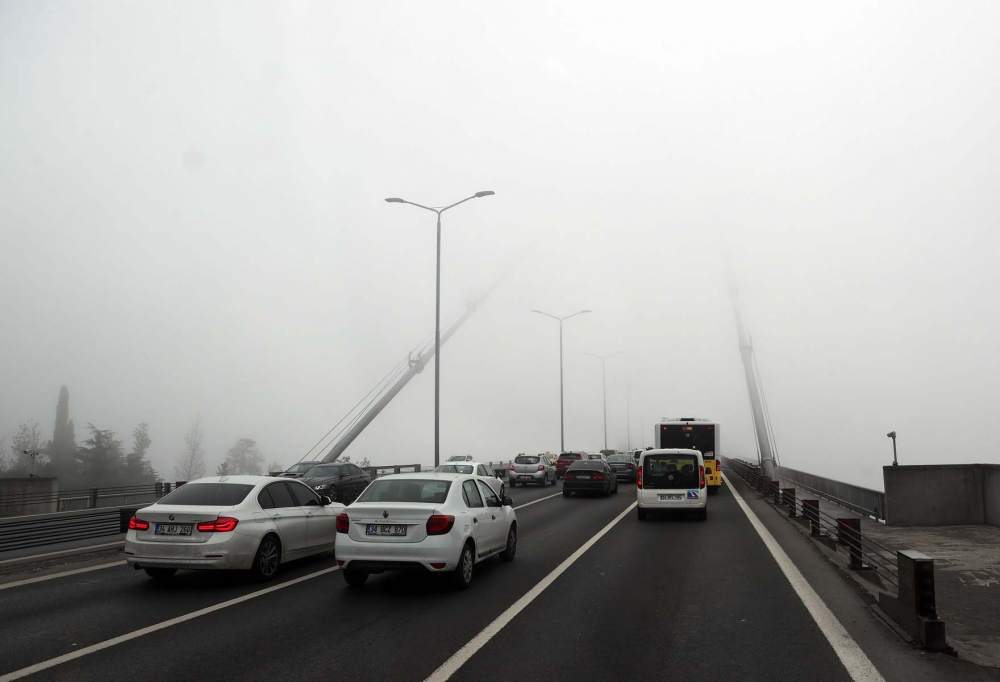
174,416 -> 206,481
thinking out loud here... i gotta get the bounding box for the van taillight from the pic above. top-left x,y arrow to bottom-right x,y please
637,467 -> 643,489
197,517 -> 238,532
336,514 -> 349,533
700,465 -> 706,489
426,515 -> 455,535
129,516 -> 149,531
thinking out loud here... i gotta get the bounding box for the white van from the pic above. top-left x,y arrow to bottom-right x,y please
636,448 -> 708,521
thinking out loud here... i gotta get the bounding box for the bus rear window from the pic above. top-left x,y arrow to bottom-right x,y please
643,455 -> 699,490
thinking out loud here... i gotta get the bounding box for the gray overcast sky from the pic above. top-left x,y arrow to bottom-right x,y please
2,1 -> 998,489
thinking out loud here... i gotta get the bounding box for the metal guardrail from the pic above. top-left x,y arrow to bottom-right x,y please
0,507 -> 124,553
776,465 -> 885,522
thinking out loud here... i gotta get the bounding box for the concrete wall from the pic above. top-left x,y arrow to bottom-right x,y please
0,477 -> 58,518
884,464 -> 1000,526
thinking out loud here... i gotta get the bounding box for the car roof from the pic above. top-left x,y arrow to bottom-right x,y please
370,472 -> 467,482
641,448 -> 702,456
187,475 -> 278,485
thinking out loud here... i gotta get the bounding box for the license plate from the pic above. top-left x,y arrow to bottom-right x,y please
365,524 -> 407,537
577,475 -> 591,480
154,523 -> 192,536
519,475 -> 534,480
659,494 -> 683,501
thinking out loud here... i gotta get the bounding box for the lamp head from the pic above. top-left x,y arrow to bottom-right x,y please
475,191 -> 495,198
384,198 -> 404,203
887,431 -> 896,439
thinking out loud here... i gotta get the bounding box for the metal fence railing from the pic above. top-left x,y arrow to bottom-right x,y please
776,465 -> 885,522
723,457 -> 898,595
0,507 -> 124,553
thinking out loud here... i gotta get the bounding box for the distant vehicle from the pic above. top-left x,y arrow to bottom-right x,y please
281,461 -> 321,478
637,448 -> 707,521
301,463 -> 371,504
607,454 -> 637,483
433,461 -> 505,499
125,476 -> 345,581
600,449 -> 618,458
556,452 -> 585,479
585,453 -> 607,461
656,418 -> 722,494
447,455 -> 474,462
563,459 -> 618,497
508,454 -> 556,488
334,473 -> 517,589
631,449 -> 643,465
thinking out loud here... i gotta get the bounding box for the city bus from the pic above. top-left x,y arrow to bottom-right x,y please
654,418 -> 722,494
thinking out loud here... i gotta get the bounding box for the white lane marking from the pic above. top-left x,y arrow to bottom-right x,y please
513,492 -> 561,510
723,473 -> 885,682
425,501 -> 637,682
0,541 -> 124,566
0,566 -> 340,681
0,561 -> 126,591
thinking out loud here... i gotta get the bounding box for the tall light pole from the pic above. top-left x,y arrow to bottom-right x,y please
584,351 -> 623,450
531,309 -> 591,452
887,431 -> 898,466
385,190 -> 495,467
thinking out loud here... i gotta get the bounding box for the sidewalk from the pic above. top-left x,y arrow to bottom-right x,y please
773,478 -> 1000,668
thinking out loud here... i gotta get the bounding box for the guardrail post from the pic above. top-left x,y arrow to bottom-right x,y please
393,466 -> 401,474
155,482 -> 163,499
783,488 -> 796,517
176,481 -> 186,488
89,488 -> 99,509
837,518 -> 863,569
414,464 -> 421,472
803,500 -> 820,536
767,480 -> 780,503
896,551 -> 948,649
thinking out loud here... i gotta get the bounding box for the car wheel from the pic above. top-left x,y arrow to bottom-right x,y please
144,568 -> 176,581
250,535 -> 281,582
509,481 -> 516,488
708,486 -> 719,495
563,489 -> 570,497
637,507 -> 648,521
698,507 -> 708,521
343,568 -> 369,587
499,525 -> 517,563
451,542 -> 475,590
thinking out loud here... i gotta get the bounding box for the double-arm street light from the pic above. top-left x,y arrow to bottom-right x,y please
385,191 -> 495,467
584,351 -> 623,451
531,309 -> 591,452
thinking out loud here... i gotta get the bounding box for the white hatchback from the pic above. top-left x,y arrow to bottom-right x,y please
125,476 -> 346,581
334,473 -> 517,589
636,448 -> 708,521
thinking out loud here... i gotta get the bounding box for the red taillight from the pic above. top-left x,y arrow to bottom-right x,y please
537,464 -> 545,471
637,467 -> 643,489
564,473 -> 574,480
700,465 -> 706,489
129,516 -> 149,531
509,464 -> 515,470
197,517 -> 239,533
336,514 -> 349,533
426,515 -> 455,536
593,474 -> 604,481
430,563 -> 447,569
627,463 -> 634,470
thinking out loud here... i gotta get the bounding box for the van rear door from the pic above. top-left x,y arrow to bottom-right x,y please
642,453 -> 700,490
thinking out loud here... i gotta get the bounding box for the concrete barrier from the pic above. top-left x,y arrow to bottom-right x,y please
0,478 -> 58,517
884,464 -> 1000,527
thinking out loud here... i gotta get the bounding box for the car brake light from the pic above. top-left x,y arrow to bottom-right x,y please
593,474 -> 604,481
129,516 -> 149,531
426,515 -> 455,535
700,465 -> 706,489
509,464 -> 515,470
197,517 -> 239,532
637,467 -> 643,489
628,463 -> 634,469
336,514 -> 349,533
430,563 -> 447,569
537,464 -> 545,471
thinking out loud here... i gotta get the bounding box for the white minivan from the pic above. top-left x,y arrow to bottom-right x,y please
636,448 -> 708,521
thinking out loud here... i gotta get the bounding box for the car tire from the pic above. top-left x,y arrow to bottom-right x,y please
698,507 -> 708,521
509,481 -> 516,489
144,567 -> 176,581
563,490 -> 570,497
637,507 -> 648,521
499,525 -> 517,563
451,542 -> 475,590
250,534 -> 281,582
343,568 -> 369,587
708,486 -> 719,495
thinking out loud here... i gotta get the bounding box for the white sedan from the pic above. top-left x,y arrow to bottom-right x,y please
432,461 -> 506,498
335,473 -> 517,589
124,475 -> 345,581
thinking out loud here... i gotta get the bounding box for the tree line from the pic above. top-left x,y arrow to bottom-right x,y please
0,386 -> 283,489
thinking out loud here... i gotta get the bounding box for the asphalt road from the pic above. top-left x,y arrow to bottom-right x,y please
0,478 -> 994,682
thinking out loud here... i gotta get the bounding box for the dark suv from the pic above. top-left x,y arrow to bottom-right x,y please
301,462 -> 371,504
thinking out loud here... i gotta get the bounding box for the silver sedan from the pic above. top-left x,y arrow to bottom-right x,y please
124,475 -> 345,581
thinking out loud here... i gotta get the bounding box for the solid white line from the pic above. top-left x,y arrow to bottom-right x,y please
424,501 -> 637,682
0,541 -> 124,566
0,566 -> 340,681
513,492 -> 561,510
0,561 -> 126,591
722,473 -> 885,682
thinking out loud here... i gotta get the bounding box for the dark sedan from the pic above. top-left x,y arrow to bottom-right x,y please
281,461 -> 321,478
562,460 -> 618,497
607,454 -> 637,483
301,462 -> 371,504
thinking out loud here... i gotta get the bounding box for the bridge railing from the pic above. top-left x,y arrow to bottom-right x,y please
775,465 -> 885,522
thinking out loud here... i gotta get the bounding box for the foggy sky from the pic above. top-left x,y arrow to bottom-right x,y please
2,1 -> 998,489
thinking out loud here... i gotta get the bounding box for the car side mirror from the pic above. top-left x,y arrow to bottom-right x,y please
502,496 -> 513,507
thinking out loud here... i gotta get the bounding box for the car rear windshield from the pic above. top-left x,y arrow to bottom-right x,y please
305,465 -> 340,477
558,453 -> 581,460
287,463 -> 314,472
515,456 -> 540,464
643,454 -> 699,489
357,479 -> 451,504
434,464 -> 474,474
568,460 -> 603,470
608,455 -> 630,463
159,483 -> 254,506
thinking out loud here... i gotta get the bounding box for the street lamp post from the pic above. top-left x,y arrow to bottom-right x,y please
531,309 -> 591,452
385,191 -> 495,467
887,431 -> 898,466
584,351 -> 623,451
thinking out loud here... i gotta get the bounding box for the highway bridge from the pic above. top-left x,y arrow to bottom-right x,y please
1,474 -> 994,682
